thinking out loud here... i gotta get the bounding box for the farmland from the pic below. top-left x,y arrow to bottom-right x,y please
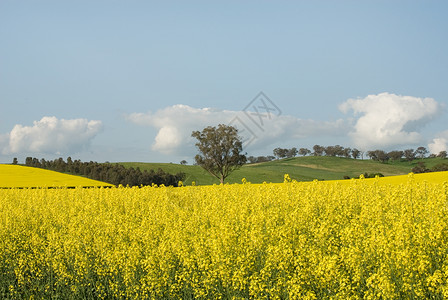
1,171 -> 448,298
0,164 -> 114,188
120,156 -> 447,185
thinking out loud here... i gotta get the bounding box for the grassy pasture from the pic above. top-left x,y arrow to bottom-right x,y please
120,156 -> 446,185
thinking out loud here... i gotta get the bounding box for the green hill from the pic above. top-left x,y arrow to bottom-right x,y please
119,156 -> 447,185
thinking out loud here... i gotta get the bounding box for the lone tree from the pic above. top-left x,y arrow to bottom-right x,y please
192,124 -> 247,184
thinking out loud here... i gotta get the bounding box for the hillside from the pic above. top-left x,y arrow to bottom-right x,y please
0,164 -> 114,188
120,156 -> 447,185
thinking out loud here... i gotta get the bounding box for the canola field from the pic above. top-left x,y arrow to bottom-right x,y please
0,164 -> 114,188
1,172 -> 448,299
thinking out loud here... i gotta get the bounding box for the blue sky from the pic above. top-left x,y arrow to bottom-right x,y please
1,1 -> 447,163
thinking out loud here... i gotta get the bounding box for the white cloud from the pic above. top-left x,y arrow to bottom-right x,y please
126,104 -> 348,154
153,126 -> 182,152
2,116 -> 102,155
126,105 -> 234,154
428,130 -> 448,154
339,92 -> 442,150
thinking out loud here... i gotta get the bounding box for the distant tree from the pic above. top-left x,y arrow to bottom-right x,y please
323,145 -> 345,157
376,150 -> 389,163
367,150 -> 377,161
180,160 -> 187,165
438,150 -> 447,159
342,147 -> 352,158
257,156 -> 274,163
432,163 -> 448,171
404,149 -> 416,162
286,147 -> 298,158
325,146 -> 336,156
313,145 -> 325,156
351,148 -> 361,159
192,124 -> 246,184
247,156 -> 257,164
299,148 -> 311,156
416,146 -> 429,159
12,157 -> 18,165
334,145 -> 344,157
412,162 -> 429,174
55,157 -> 66,172
388,150 -> 404,161
257,156 -> 266,162
273,148 -> 288,159
40,158 -> 47,168
367,150 -> 389,163
32,157 -> 40,168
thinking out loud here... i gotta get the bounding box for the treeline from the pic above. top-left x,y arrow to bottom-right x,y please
364,147 -> 447,163
247,146 -> 361,163
21,157 -> 185,187
247,145 -> 448,164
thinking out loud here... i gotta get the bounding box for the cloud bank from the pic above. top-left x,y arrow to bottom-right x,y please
1,116 -> 102,155
339,92 -> 442,150
126,104 -> 348,155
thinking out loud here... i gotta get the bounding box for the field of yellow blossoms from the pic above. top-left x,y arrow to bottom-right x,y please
0,164 -> 114,188
1,171 -> 448,299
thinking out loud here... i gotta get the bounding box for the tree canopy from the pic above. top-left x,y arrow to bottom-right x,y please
192,124 -> 246,184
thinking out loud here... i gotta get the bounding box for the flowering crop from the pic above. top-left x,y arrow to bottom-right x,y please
0,164 -> 113,188
0,172 -> 448,299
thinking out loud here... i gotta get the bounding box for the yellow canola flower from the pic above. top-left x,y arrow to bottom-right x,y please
0,171 -> 447,299
0,164 -> 113,188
